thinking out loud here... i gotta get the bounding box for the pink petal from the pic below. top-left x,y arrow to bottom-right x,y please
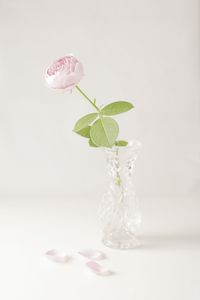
45,249 -> 70,263
45,55 -> 84,91
86,261 -> 113,276
78,249 -> 105,260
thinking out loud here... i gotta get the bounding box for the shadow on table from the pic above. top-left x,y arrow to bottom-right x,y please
140,232 -> 200,250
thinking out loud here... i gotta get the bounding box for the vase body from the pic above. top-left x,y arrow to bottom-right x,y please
100,140 -> 141,249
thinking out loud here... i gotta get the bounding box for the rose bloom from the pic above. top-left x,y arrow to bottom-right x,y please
45,55 -> 84,91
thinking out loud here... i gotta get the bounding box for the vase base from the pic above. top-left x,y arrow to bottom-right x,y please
102,233 -> 140,250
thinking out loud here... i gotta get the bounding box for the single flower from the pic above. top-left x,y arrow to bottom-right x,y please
45,55 -> 84,91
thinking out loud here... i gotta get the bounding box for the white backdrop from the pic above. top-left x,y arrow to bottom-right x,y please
0,0 -> 199,198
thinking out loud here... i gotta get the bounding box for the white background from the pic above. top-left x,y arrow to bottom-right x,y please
0,0 -> 199,198
0,1 -> 200,300
0,196 -> 200,300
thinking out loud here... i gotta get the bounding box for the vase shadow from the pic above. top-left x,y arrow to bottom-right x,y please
139,231 -> 200,250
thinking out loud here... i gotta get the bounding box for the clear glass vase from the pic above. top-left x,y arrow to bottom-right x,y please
100,140 -> 142,249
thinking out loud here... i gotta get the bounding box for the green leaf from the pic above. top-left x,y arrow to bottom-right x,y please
90,117 -> 119,147
101,101 -> 134,116
115,140 -> 128,147
89,139 -> 98,147
76,126 -> 90,138
73,113 -> 98,132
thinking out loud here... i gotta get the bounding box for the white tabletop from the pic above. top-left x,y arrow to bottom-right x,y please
0,196 -> 199,300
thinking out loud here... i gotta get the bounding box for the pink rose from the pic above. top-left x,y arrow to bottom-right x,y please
45,55 -> 84,91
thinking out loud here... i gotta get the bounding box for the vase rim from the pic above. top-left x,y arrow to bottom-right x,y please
104,139 -> 142,152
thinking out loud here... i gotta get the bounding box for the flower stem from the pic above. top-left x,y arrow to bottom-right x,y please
115,148 -> 122,186
75,85 -> 100,112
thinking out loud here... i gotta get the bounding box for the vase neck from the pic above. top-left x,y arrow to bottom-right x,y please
104,141 -> 141,187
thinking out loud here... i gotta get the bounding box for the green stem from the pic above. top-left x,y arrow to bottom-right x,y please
75,85 -> 100,112
115,149 -> 124,204
115,148 -> 122,186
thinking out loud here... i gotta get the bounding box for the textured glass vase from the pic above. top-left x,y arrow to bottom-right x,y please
100,140 -> 141,249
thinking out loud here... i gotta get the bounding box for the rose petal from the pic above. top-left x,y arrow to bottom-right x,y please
78,249 -> 105,260
45,55 -> 84,91
86,261 -> 113,276
45,249 -> 70,263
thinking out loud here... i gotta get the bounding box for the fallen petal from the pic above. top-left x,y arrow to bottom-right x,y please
86,261 -> 113,276
45,249 -> 70,263
78,249 -> 105,260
